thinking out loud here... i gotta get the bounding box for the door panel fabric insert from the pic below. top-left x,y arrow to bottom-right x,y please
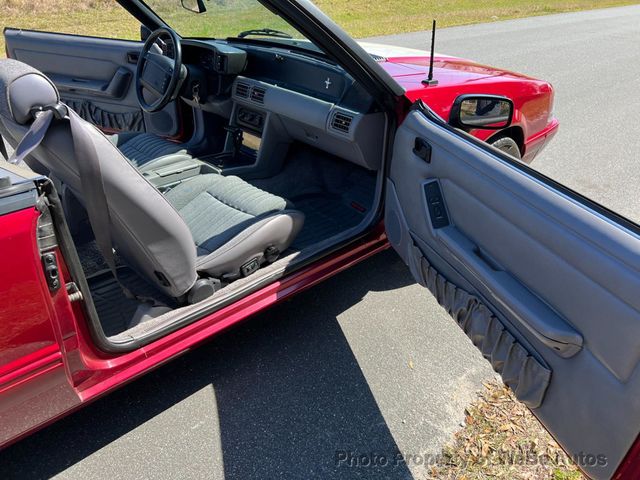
62,97 -> 144,132
409,242 -> 551,408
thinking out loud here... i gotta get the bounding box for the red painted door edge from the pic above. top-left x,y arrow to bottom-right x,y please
613,434 -> 640,480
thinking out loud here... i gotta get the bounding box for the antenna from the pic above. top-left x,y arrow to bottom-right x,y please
422,20 -> 439,86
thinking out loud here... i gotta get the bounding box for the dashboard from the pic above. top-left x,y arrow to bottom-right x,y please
179,39 -> 384,170
181,39 -> 375,113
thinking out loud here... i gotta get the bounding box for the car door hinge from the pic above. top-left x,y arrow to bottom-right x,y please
414,137 -> 432,163
66,282 -> 84,303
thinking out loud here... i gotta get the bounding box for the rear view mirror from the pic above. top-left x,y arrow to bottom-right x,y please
449,94 -> 514,130
181,0 -> 208,14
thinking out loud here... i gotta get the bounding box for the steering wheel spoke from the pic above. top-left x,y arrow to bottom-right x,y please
135,28 -> 183,113
140,76 -> 162,96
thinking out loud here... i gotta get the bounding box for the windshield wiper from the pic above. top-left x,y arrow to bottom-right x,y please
237,28 -> 292,39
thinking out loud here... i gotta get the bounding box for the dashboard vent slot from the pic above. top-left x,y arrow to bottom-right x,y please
370,53 -> 387,62
250,86 -> 266,104
235,82 -> 250,98
331,111 -> 354,134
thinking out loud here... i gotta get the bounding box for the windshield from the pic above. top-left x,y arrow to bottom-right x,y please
143,0 -> 311,44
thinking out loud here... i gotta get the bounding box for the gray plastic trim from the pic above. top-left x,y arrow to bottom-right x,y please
231,76 -> 385,170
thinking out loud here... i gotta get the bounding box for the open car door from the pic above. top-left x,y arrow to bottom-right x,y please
386,103 -> 640,480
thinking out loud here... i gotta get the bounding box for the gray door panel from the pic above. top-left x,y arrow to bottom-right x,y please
387,108 -> 640,479
4,28 -> 181,137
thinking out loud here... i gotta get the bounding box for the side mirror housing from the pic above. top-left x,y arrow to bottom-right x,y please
449,94 -> 514,130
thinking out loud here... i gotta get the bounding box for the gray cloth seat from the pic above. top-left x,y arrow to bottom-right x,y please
165,174 -> 302,277
109,131 -> 193,172
0,59 -> 304,301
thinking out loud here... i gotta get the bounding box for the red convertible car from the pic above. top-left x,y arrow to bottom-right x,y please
0,1 -> 637,480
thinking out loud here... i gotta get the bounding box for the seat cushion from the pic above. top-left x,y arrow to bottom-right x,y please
111,132 -> 191,171
165,174 -> 304,279
166,174 -> 291,255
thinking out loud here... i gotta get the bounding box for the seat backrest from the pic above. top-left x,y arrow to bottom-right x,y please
0,59 -> 197,299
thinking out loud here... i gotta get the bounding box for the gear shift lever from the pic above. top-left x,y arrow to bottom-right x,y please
211,126 -> 243,169
227,126 -> 244,159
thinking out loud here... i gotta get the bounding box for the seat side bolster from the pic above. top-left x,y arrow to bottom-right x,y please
195,210 -> 305,278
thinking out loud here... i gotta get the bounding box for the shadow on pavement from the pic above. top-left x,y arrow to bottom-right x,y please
0,249 -> 416,479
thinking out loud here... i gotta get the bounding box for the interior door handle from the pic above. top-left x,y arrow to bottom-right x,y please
48,67 -> 132,99
127,52 -> 140,64
413,137 -> 432,163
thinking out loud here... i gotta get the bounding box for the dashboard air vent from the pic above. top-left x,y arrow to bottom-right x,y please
235,82 -> 250,98
250,86 -> 266,104
331,112 -> 354,134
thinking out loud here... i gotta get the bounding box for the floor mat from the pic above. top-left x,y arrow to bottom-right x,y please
247,145 -> 377,250
87,267 -> 176,337
290,194 -> 367,249
75,240 -> 113,277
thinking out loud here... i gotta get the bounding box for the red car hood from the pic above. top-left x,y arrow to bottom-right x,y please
359,42 -> 534,91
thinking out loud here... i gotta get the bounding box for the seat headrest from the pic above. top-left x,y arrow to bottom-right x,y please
0,59 -> 59,125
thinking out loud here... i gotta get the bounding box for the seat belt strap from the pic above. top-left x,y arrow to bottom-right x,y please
67,110 -> 163,306
7,109 -> 54,166
67,109 -> 120,277
6,106 -> 118,277
0,133 -> 8,161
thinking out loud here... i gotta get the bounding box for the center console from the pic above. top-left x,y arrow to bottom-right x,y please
201,104 -> 266,171
142,158 -> 220,190
161,39 -> 385,185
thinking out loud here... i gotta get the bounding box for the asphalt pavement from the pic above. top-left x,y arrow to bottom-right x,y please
2,5 -> 639,479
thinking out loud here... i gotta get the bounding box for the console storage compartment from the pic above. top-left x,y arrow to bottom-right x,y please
143,159 -> 220,189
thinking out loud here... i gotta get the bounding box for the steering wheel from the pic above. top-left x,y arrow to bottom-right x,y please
135,27 -> 184,113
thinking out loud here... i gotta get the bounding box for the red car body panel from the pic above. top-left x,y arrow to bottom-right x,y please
0,207 -> 81,446
377,53 -> 559,162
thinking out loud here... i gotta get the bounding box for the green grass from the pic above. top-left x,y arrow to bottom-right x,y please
554,469 -> 585,480
316,0 -> 639,37
1,0 -> 638,57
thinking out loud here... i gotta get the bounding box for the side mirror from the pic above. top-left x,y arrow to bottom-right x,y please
140,24 -> 152,42
449,94 -> 514,130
